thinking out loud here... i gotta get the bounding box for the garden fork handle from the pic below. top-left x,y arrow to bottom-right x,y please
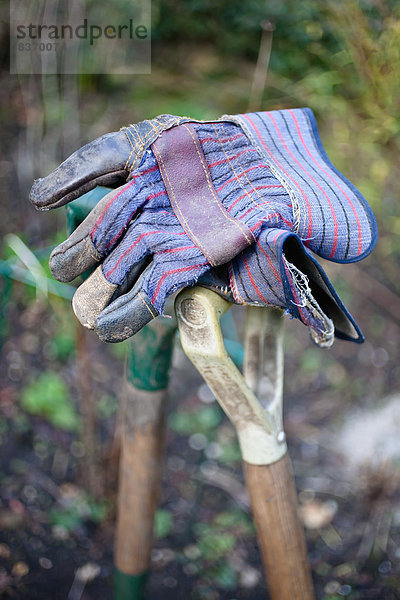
175,287 -> 314,600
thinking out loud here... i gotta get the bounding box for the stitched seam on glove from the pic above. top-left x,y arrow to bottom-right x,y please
212,122 -> 269,230
212,122 -> 292,236
181,124 -> 255,247
222,113 -> 302,235
228,261 -> 246,305
152,140 -> 216,265
196,123 -> 293,235
151,124 -> 255,266
122,115 -> 194,173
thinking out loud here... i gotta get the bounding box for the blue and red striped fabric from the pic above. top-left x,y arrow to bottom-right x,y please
228,227 -> 361,344
232,109 -> 378,263
90,121 -> 295,313
87,110 -> 377,342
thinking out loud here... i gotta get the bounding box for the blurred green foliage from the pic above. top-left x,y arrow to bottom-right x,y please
152,0 -> 271,58
169,405 -> 222,436
195,528 -> 236,561
21,372 -> 80,431
154,508 -> 174,538
49,505 -> 85,531
48,332 -> 75,361
152,0 -> 399,90
46,325 -> 75,361
49,496 -> 108,531
152,0 -> 344,69
191,509 -> 255,589
96,394 -> 117,419
218,439 -> 242,465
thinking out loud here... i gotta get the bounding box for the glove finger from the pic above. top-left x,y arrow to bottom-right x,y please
71,255 -> 150,331
95,264 -> 160,343
49,172 -> 152,282
95,252 -> 210,342
100,219 -> 157,288
70,211 -> 155,328
30,114 -> 190,211
71,210 -> 171,331
49,188 -> 116,281
98,179 -> 207,288
30,130 -> 133,210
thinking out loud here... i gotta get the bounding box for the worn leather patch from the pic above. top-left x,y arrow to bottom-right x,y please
151,123 -> 254,267
72,265 -> 117,329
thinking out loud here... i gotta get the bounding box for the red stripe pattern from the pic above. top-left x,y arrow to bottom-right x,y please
235,108 -> 377,263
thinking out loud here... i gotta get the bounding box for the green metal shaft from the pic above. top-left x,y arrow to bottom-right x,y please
127,316 -> 177,392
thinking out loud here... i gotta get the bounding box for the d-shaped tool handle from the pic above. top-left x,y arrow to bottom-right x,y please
175,287 -> 287,465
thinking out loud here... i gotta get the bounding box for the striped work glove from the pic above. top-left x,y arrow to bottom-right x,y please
29,110 -> 377,345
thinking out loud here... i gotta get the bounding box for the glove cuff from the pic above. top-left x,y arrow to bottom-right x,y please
277,232 -> 363,344
223,108 -> 378,264
229,229 -> 363,345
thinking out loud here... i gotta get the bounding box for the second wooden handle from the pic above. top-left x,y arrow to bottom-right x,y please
243,453 -> 315,600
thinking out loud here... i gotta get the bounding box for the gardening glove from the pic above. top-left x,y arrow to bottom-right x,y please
29,109 -> 377,344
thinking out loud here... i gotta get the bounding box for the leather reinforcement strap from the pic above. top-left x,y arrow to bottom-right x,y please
151,123 -> 254,266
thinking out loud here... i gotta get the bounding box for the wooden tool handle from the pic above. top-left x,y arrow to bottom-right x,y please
115,403 -> 166,575
243,453 -> 315,600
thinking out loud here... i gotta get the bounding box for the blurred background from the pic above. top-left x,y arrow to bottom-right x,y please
0,1 -> 400,598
